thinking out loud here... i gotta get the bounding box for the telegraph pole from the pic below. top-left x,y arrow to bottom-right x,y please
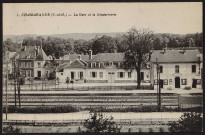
17,61 -> 21,107
13,60 -> 17,108
5,50 -> 9,120
156,58 -> 159,110
158,65 -> 161,112
156,58 -> 161,112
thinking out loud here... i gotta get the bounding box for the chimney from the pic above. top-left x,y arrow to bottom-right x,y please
89,50 -> 93,60
24,46 -> 26,51
78,55 -> 81,60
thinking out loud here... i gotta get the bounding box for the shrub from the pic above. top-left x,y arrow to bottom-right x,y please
3,124 -> 21,133
83,111 -> 121,133
19,77 -> 25,85
34,77 -> 41,80
168,112 -> 202,132
184,86 -> 191,90
3,105 -> 79,113
88,106 -> 202,113
48,72 -> 56,80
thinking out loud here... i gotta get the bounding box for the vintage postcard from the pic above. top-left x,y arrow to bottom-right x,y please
2,2 -> 203,133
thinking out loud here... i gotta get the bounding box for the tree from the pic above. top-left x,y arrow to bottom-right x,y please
83,111 -> 121,133
169,112 -> 202,132
22,37 -> 36,46
92,35 -> 117,54
123,27 -> 153,88
3,124 -> 21,133
115,36 -> 129,52
153,38 -> 163,50
3,38 -> 21,56
73,39 -> 91,54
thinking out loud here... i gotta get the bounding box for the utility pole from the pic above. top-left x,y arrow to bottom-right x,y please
156,58 -> 161,112
156,58 -> 159,110
13,60 -> 17,108
17,61 -> 21,108
158,65 -> 161,112
5,50 -> 9,120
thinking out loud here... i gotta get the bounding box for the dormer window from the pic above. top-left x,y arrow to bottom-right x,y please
99,62 -> 104,68
26,55 -> 31,59
109,61 -> 113,66
91,62 -> 96,68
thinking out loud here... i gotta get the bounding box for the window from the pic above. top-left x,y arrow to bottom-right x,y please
31,62 -> 33,67
181,79 -> 187,85
27,62 -> 32,68
24,62 -> 27,68
91,63 -> 96,68
80,72 -> 83,79
169,79 -> 172,85
192,65 -> 196,73
128,72 -> 132,78
26,55 -> 31,58
91,72 -> 97,78
27,70 -> 31,77
21,62 -> 25,68
109,61 -> 113,66
99,63 -> 104,68
154,80 -> 158,85
164,79 -> 168,85
159,66 -> 163,73
140,72 -> 144,80
175,65 -> 179,73
38,62 -> 41,68
71,72 -> 75,79
100,72 -> 103,78
118,72 -> 125,78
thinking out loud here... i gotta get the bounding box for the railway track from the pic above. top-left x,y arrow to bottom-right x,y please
3,92 -> 202,108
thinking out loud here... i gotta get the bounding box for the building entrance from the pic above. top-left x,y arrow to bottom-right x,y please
175,77 -> 180,88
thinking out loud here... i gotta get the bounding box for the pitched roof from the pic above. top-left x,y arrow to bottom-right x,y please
89,53 -> 124,62
9,52 -> 16,59
151,49 -> 201,63
57,59 -> 87,71
12,46 -> 49,61
60,54 -> 93,62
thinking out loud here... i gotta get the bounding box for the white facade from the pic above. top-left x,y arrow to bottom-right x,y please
34,61 -> 46,78
151,62 -> 202,89
57,67 -> 150,84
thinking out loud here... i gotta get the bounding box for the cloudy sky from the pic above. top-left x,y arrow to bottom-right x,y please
3,2 -> 202,35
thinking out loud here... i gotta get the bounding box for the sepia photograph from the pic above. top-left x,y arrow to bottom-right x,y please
2,2 -> 203,133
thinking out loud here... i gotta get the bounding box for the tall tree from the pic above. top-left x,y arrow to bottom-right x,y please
123,27 -> 153,88
22,37 -> 36,46
153,38 -> 163,50
92,35 -> 117,54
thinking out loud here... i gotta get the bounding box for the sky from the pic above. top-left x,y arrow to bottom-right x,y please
3,2 -> 202,35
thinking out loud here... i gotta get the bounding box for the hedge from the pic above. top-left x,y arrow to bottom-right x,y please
3,105 -> 79,113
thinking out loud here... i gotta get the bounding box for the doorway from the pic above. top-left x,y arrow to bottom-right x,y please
159,80 -> 163,88
108,72 -> 115,83
175,77 -> 180,88
37,71 -> 41,77
71,72 -> 75,79
192,79 -> 197,88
